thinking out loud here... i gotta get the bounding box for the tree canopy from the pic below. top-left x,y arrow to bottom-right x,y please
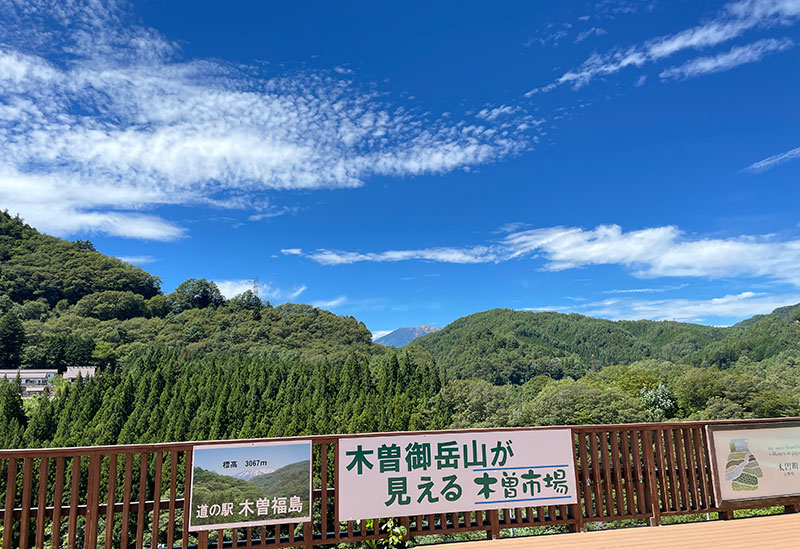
2,210 -> 800,451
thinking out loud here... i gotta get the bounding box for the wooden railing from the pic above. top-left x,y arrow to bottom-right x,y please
2,418 -> 799,548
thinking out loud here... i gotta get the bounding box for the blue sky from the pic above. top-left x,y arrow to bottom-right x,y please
1,0 -> 799,335
194,442 -> 309,475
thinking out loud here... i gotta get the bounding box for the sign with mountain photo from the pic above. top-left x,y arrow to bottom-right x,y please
188,441 -> 312,531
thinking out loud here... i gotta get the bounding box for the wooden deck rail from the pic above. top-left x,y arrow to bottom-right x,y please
1,418 -> 798,548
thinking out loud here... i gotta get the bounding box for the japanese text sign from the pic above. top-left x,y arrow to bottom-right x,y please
189,441 -> 311,531
338,430 -> 577,520
708,422 -> 800,503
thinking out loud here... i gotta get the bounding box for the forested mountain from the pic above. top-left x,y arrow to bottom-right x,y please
0,211 -> 373,368
0,212 -> 160,305
250,461 -> 311,495
374,325 -> 440,347
413,307 -> 800,384
2,210 -> 800,451
0,346 -> 441,449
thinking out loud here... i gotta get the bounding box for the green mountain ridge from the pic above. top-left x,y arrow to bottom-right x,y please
0,211 -> 374,368
250,460 -> 310,496
3,211 -> 800,452
412,307 -> 800,384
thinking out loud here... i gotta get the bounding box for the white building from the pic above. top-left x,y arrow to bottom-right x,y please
0,369 -> 57,396
63,366 -> 97,380
0,366 -> 97,396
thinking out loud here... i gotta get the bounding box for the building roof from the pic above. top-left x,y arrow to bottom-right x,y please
63,366 -> 97,380
0,369 -> 58,379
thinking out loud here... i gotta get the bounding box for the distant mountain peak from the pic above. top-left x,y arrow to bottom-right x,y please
374,325 -> 441,347
231,467 -> 274,480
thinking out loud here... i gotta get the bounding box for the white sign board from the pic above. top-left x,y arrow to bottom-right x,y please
338,430 -> 577,520
189,441 -> 312,531
708,423 -> 800,503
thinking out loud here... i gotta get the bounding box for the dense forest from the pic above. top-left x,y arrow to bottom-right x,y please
1,210 -> 800,450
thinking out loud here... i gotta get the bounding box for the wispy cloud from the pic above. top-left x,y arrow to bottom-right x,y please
744,145 -> 800,173
494,222 -> 530,234
532,0 -> 800,91
247,205 -> 299,222
288,246 -> 498,266
371,330 -> 392,340
660,38 -> 793,79
214,280 -> 258,300
213,278 -> 307,302
575,27 -> 608,43
311,296 -> 347,309
288,285 -> 307,299
286,223 -> 800,286
603,284 -> 688,294
116,255 -> 156,265
582,291 -> 800,323
526,291 -> 800,323
0,1 -> 534,241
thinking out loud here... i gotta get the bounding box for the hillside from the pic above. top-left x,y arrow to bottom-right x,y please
250,460 -> 310,496
0,211 -> 160,305
413,307 -> 800,384
375,325 -> 441,347
3,212 -> 800,451
0,211 -> 375,368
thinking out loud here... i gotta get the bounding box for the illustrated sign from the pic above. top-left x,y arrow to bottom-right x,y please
188,441 -> 311,531
707,422 -> 800,503
338,430 -> 577,520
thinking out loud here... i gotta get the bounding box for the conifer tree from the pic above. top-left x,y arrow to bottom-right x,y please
0,310 -> 25,368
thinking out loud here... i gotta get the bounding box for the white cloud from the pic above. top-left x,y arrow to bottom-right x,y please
213,278 -> 307,302
494,221 -> 530,234
744,145 -> 800,173
603,284 -> 689,294
0,1 -> 534,240
476,105 -> 520,121
116,255 -> 156,265
543,0 -> 800,89
312,296 -> 347,309
660,38 -> 793,80
247,205 -> 298,222
371,330 -> 392,340
214,280 -> 257,299
297,246 -> 499,266
288,285 -> 307,299
575,27 -> 608,43
280,248 -> 303,256
526,291 -> 800,323
288,223 -> 800,286
508,225 -> 800,286
580,291 -> 800,323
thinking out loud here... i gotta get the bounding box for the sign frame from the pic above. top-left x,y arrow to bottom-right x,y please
706,420 -> 800,507
336,428 -> 580,521
188,440 -> 312,532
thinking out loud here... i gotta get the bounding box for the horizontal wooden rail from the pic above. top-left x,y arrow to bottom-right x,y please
10,498 -> 180,519
1,418 -> 799,548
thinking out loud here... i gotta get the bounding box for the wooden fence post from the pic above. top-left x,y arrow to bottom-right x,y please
718,508 -> 733,520
84,454 -> 102,549
642,429 -> 662,526
489,509 -> 500,539
568,504 -> 585,533
400,516 -> 411,541
2,458 -> 16,549
303,521 -> 313,548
